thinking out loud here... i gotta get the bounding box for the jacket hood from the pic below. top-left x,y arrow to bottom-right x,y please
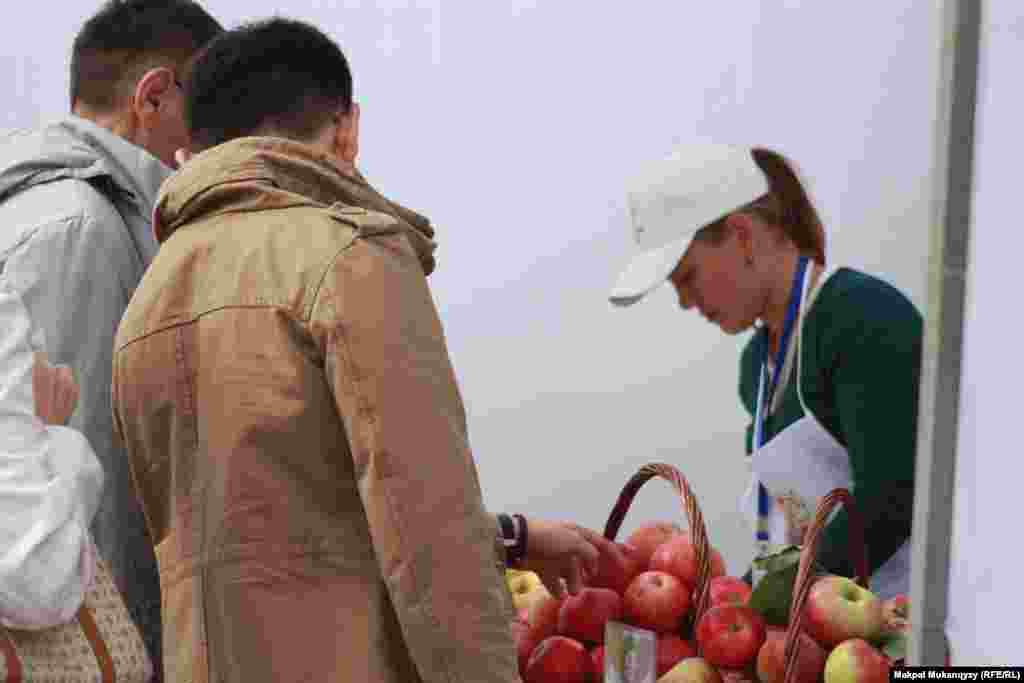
153,137 -> 438,275
0,116 -> 171,212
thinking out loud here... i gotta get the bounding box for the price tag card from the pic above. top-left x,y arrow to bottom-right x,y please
604,621 -> 656,683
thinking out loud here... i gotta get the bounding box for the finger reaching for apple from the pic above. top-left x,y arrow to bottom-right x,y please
515,518 -> 614,599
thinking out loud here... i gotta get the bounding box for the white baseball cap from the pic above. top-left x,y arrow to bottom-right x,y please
608,144 -> 769,307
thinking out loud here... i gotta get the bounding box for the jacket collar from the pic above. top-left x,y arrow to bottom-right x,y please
0,115 -> 171,213
153,136 -> 438,274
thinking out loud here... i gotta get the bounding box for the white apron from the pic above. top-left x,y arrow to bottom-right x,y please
741,264 -> 911,600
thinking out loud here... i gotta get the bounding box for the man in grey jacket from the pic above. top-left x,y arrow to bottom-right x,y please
0,1 -> 221,675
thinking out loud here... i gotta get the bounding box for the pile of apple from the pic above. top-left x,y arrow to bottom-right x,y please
507,521 -> 734,682
505,521 -> 910,683
688,574 -> 908,683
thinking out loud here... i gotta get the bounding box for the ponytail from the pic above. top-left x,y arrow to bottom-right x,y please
750,148 -> 827,264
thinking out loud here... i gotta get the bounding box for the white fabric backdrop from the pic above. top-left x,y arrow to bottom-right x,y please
946,0 -> 1024,665
0,0 -> 941,589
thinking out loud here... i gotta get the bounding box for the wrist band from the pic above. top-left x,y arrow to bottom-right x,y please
512,514 -> 528,565
497,513 -> 528,566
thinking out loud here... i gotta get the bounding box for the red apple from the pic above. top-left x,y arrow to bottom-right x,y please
695,605 -> 767,669
660,657 -> 724,683
824,638 -> 891,683
526,594 -> 564,644
651,535 -> 727,588
558,587 -> 623,644
511,604 -> 533,671
510,616 -> 529,647
707,576 -> 752,608
589,541 -> 645,595
524,636 -> 589,683
518,632 -> 541,676
589,644 -> 605,681
883,594 -> 908,620
626,521 -> 684,567
718,667 -> 758,683
881,595 -> 910,635
657,633 -> 697,677
756,625 -> 827,683
804,576 -> 884,648
623,570 -> 692,632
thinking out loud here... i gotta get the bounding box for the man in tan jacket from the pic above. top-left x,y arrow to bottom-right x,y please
112,17 -> 617,682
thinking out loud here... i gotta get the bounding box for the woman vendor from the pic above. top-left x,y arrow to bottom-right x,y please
608,144 -> 921,599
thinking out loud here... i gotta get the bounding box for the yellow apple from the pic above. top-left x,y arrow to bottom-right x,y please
505,568 -> 536,594
506,570 -> 551,611
824,639 -> 890,683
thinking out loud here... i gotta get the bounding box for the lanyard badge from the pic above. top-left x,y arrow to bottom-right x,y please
752,255 -> 810,574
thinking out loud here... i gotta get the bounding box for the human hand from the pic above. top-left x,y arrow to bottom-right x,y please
32,352 -> 79,426
518,519 -> 617,599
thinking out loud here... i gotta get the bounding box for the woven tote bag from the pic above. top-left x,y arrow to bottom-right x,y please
0,555 -> 153,682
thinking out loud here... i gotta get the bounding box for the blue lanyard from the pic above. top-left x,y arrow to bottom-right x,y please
755,255 -> 810,550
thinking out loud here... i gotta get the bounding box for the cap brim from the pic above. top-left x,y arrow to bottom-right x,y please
608,235 -> 691,307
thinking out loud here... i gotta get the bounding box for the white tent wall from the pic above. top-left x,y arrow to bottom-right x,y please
943,0 -> 1024,666
3,0 -> 981,646
401,1 -> 941,577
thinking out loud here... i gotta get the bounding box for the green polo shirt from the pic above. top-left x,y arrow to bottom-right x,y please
739,267 -> 922,579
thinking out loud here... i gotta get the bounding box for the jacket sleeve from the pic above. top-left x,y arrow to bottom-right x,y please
2,194 -> 163,660
0,193 -> 149,522
0,281 -> 105,630
311,232 -> 521,682
814,285 -> 922,579
2,202 -> 139,463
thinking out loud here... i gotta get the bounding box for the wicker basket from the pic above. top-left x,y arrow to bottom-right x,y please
601,462 -> 716,651
782,488 -> 869,683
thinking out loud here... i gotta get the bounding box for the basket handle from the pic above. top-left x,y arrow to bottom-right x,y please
602,463 -> 713,647
783,488 -> 868,683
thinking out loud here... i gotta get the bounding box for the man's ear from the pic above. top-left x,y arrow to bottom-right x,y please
174,148 -> 194,168
334,102 -> 360,167
131,67 -> 176,122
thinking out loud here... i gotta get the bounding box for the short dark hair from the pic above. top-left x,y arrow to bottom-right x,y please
186,18 -> 354,151
71,0 -> 222,112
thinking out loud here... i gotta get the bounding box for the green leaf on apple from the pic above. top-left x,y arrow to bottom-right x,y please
747,546 -> 806,626
747,561 -> 799,626
751,545 -> 802,574
877,629 -> 908,663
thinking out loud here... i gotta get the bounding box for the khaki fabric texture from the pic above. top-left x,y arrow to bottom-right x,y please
112,138 -> 520,682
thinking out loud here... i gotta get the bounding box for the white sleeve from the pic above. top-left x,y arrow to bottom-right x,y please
0,281 -> 104,630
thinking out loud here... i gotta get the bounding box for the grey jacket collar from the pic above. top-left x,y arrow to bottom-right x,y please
0,115 -> 171,212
